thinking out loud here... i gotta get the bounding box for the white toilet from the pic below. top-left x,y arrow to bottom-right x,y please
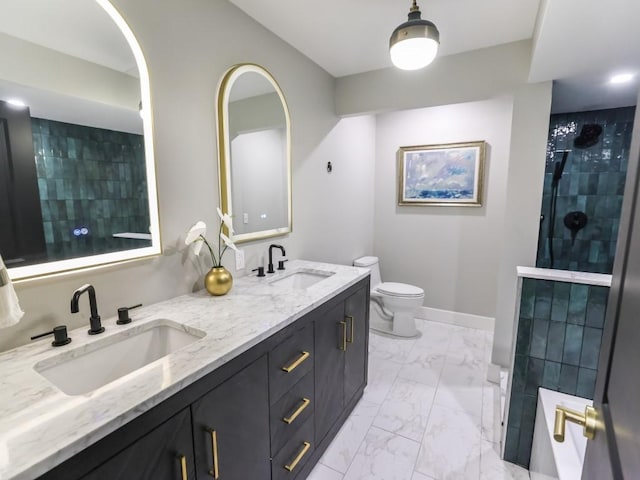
353,256 -> 424,338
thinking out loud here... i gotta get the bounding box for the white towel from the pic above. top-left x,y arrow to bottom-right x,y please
0,254 -> 24,328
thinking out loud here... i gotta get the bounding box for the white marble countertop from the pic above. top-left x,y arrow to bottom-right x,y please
0,260 -> 369,480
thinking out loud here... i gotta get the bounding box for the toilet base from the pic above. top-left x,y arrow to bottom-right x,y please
370,308 -> 420,338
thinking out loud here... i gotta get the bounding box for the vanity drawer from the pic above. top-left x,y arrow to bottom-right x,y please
270,371 -> 315,455
269,323 -> 314,404
271,416 -> 315,480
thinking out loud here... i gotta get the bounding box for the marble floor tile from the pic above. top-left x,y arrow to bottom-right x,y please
481,383 -> 501,444
414,320 -> 456,353
479,440 -> 530,480
320,399 -> 380,473
363,356 -> 403,404
307,463 -> 344,480
369,330 -> 417,364
433,384 -> 484,419
415,404 -> 482,480
309,319 -> 526,480
343,426 -> 421,480
397,345 -> 447,387
440,361 -> 486,388
412,472 -> 437,480
372,378 -> 437,441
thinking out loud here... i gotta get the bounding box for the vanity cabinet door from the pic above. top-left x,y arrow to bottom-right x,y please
81,407 -> 195,480
344,286 -> 369,405
191,355 -> 271,480
313,301 -> 347,443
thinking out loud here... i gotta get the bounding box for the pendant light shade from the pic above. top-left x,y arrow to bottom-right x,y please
389,0 -> 440,70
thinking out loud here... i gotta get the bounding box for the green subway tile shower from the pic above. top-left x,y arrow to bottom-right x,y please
537,106 -> 635,274
32,118 -> 150,261
504,106 -> 634,469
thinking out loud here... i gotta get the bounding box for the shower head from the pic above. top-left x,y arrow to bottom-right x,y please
574,124 -> 602,149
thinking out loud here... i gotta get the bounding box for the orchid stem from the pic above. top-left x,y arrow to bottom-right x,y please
199,234 -> 219,267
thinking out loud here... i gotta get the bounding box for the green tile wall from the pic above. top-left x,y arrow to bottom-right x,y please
32,118 -> 150,261
504,277 -> 608,468
537,106 -> 635,273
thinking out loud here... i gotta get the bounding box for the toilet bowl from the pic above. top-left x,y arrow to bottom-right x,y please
353,256 -> 424,338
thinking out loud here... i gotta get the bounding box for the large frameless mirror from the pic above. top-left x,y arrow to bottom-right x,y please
217,64 -> 291,243
1,0 -> 160,281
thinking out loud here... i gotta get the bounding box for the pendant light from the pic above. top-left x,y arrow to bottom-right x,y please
389,0 -> 440,70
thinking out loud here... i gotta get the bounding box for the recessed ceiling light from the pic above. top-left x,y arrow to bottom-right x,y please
6,99 -> 27,107
610,73 -> 635,84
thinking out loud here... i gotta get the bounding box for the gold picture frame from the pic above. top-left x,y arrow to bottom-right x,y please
398,141 -> 486,207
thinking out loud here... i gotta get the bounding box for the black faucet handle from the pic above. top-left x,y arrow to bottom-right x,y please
117,303 -> 143,325
278,259 -> 288,270
252,267 -> 265,277
31,325 -> 72,347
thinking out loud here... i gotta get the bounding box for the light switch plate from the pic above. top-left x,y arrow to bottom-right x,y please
235,249 -> 245,271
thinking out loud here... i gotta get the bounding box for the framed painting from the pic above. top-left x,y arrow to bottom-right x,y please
397,141 -> 486,206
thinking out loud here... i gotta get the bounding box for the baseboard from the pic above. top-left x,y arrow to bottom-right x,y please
416,306 -> 495,331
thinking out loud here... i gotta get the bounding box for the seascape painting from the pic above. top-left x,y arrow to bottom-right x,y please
398,141 -> 486,206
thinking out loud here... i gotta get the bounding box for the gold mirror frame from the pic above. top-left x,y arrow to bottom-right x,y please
216,63 -> 292,243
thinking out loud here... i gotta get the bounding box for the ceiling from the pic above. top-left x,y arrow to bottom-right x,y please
229,0 -> 640,112
1,0 -> 638,114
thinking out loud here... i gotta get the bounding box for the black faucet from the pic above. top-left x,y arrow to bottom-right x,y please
71,284 -> 104,335
267,244 -> 286,274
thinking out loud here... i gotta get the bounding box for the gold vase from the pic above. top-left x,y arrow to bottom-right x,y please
204,266 -> 233,296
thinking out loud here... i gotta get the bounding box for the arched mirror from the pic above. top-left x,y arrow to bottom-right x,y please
217,64 -> 291,243
1,0 -> 160,281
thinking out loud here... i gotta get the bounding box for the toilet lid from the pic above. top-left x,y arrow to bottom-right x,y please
376,282 -> 424,297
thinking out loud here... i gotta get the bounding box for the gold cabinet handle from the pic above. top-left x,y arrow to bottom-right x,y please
283,398 -> 311,424
553,404 -> 597,442
206,429 -> 219,479
346,315 -> 354,343
178,454 -> 188,480
284,441 -> 311,472
339,321 -> 347,351
281,351 -> 310,373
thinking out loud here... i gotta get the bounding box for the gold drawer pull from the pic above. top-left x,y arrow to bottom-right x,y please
340,321 -> 347,351
284,441 -> 311,472
178,454 -> 188,480
282,351 -> 310,373
206,429 -> 219,479
346,315 -> 354,343
283,398 -> 311,424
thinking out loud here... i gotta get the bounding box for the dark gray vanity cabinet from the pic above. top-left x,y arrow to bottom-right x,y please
36,276 -> 369,480
79,408 -> 195,480
191,355 -> 271,480
344,287 -> 369,405
314,287 -> 369,445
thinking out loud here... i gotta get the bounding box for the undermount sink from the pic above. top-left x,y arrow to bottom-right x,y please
270,269 -> 335,289
34,319 -> 206,396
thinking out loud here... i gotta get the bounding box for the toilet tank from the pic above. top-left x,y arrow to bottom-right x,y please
353,256 -> 381,288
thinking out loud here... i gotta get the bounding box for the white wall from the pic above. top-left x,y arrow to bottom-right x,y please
336,41 -> 531,116
292,115 -> 376,265
374,98 -> 514,318
491,83 -> 552,366
1,0 -> 375,352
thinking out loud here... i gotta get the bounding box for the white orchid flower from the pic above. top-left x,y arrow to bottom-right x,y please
191,238 -> 204,256
185,221 -> 206,245
216,207 -> 235,234
185,220 -> 218,266
220,233 -> 239,252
